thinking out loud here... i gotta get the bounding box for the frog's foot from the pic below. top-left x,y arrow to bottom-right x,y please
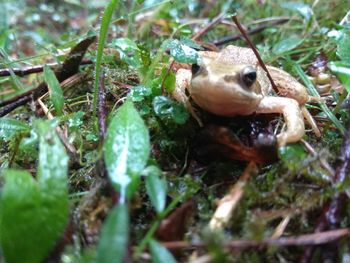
174,68 -> 203,126
266,65 -> 321,137
257,96 -> 305,146
301,106 -> 321,137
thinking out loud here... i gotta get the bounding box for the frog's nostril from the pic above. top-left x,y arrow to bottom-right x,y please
241,66 -> 257,88
191,64 -> 201,75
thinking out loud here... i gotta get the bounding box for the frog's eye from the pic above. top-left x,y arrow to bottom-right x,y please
241,66 -> 257,88
191,64 -> 201,75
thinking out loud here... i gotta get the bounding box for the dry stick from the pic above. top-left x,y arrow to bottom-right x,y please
192,13 -> 225,41
162,228 -> 349,251
37,98 -> 80,163
209,161 -> 256,230
0,59 -> 92,77
299,119 -> 350,263
97,67 -> 107,140
0,35 -> 96,117
213,18 -> 289,46
231,15 -> 279,94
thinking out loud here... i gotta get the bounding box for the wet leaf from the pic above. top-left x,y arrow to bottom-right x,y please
282,2 -> 313,20
0,118 -> 30,141
104,100 -> 150,201
128,85 -> 152,102
111,37 -> 141,68
163,39 -> 198,64
44,65 -> 64,116
144,166 -> 167,214
0,121 -> 69,263
153,96 -> 189,124
272,36 -> 303,55
337,37 -> 350,63
179,37 -> 203,50
97,204 -> 129,263
149,239 -> 176,263
328,61 -> 350,92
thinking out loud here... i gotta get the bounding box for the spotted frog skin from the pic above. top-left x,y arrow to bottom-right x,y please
174,45 -> 319,146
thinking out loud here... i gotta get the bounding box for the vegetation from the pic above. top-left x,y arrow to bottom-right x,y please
0,0 -> 350,262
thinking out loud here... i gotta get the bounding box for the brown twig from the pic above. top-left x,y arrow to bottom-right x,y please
0,59 -> 92,77
0,35 -> 96,117
191,13 -> 225,41
299,119 -> 350,262
209,161 -> 256,230
162,228 -> 349,251
231,15 -> 279,94
213,18 -> 289,46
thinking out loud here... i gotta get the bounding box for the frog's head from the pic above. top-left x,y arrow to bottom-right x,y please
189,55 -> 263,116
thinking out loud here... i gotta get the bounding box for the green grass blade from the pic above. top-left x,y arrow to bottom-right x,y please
93,0 -> 119,120
293,64 -> 346,135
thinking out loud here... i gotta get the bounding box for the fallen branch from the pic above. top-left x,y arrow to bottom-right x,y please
162,228 -> 349,251
0,35 -> 96,116
213,17 -> 289,46
0,59 -> 92,77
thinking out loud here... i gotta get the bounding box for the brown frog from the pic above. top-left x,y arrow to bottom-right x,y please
174,45 -> 319,146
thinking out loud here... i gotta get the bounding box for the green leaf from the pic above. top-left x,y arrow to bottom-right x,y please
111,37 -> 141,68
93,0 -> 119,117
282,3 -> 313,20
328,61 -> 350,92
153,96 -> 189,124
272,36 -> 303,55
163,39 -> 198,64
128,85 -> 152,102
0,121 -> 69,263
179,37 -> 203,50
144,166 -> 167,214
104,100 -> 150,201
44,65 -> 64,116
337,37 -> 350,63
97,204 -> 129,263
0,118 -> 30,141
279,144 -> 307,171
149,239 -> 176,263
163,71 -> 176,93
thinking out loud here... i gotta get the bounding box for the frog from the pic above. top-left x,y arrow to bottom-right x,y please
173,45 -> 320,147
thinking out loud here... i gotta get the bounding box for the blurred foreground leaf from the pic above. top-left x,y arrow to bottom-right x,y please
97,204 -> 129,263
0,118 -> 30,141
149,239 -> 176,263
0,121 -> 69,263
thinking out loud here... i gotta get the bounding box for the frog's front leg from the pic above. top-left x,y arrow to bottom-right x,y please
174,68 -> 203,126
256,96 -> 305,146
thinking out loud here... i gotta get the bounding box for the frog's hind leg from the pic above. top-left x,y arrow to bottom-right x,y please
174,68 -> 203,126
266,65 -> 321,137
256,96 -> 305,146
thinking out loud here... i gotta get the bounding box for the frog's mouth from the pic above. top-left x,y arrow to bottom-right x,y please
190,80 -> 263,117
